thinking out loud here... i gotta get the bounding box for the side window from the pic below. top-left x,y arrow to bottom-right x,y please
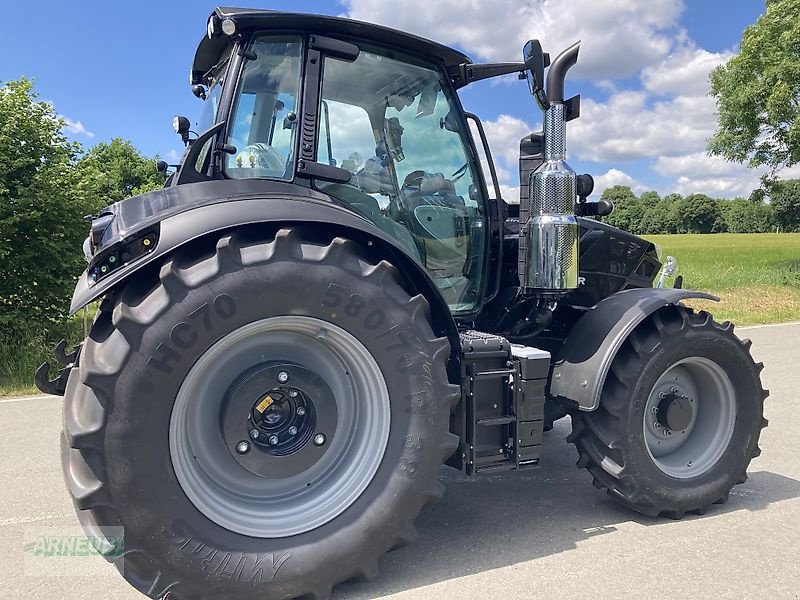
315,49 -> 488,311
225,36 -> 302,180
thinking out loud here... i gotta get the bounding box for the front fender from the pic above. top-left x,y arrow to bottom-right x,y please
549,288 -> 719,411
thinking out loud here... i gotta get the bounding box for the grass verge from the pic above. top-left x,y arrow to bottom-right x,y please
646,233 -> 800,325
0,316 -> 86,396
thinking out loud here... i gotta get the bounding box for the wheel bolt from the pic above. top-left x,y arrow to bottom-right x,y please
654,421 -> 661,429
658,392 -> 666,399
236,441 -> 250,454
651,406 -> 659,413
671,386 -> 679,394
289,389 -> 299,398
314,433 -> 326,446
288,426 -> 298,436
296,406 -> 306,416
268,435 -> 279,446
249,429 -> 260,440
277,371 -> 289,383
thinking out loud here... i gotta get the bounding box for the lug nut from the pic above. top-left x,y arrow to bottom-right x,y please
658,392 -> 666,399
288,426 -> 298,436
296,406 -> 306,416
654,421 -> 661,429
671,386 -> 680,394
289,389 -> 299,398
277,371 -> 289,383
236,441 -> 250,454
268,435 -> 279,446
249,429 -> 260,440
314,433 -> 326,446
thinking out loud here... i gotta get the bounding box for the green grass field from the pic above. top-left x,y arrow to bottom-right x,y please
2,233 -> 798,396
646,233 -> 800,325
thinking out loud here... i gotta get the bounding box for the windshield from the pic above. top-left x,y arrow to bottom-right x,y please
315,47 -> 488,311
224,36 -> 303,180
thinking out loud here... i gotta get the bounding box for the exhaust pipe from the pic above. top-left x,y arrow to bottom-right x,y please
522,42 -> 580,295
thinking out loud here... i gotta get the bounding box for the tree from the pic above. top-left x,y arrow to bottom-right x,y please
676,194 -> 724,234
641,199 -> 679,234
639,190 -> 661,206
723,197 -> 775,233
601,185 -> 646,233
708,0 -> 800,174
0,79 -> 88,339
768,179 -> 800,232
75,138 -> 165,212
600,185 -> 637,205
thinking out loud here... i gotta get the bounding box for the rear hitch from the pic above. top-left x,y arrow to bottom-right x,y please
34,339 -> 82,396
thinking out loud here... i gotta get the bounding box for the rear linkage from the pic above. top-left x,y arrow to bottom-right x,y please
34,339 -> 82,396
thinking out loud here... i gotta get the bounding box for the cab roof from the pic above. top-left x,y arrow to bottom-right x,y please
192,7 -> 472,85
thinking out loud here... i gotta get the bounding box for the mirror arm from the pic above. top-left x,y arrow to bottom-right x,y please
452,62 -> 526,87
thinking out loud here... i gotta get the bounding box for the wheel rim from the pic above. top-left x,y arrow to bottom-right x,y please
170,316 -> 391,538
643,357 -> 736,479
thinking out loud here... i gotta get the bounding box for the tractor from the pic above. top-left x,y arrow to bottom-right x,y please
37,7 -> 768,600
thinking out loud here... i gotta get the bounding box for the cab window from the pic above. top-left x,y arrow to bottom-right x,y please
224,36 -> 303,180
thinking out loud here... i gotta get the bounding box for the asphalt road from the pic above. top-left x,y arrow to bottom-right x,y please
1,322 -> 798,600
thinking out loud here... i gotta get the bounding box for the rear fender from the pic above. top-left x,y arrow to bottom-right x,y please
549,288 -> 719,411
70,196 -> 460,371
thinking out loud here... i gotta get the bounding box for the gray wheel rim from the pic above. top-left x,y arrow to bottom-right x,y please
643,357 -> 736,478
170,316 -> 391,538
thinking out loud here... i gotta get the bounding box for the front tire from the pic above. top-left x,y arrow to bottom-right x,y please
61,227 -> 458,599
568,304 -> 768,518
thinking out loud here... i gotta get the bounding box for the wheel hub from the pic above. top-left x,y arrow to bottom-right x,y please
222,362 -> 337,478
656,393 -> 694,432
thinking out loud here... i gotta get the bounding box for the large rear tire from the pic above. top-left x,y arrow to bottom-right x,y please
568,304 -> 768,518
61,227 -> 458,599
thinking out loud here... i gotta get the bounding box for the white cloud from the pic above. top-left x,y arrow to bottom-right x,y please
163,149 -> 183,163
656,153 -> 800,198
481,114 -> 536,171
570,92 -> 717,162
499,184 -> 521,204
61,116 -> 94,138
641,45 -> 733,96
343,0 -> 684,79
653,152 -> 744,178
593,168 -> 647,196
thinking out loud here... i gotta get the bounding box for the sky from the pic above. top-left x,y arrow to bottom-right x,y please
1,0 -> 787,201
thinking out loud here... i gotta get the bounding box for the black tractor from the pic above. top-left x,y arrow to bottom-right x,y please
38,8 -> 768,600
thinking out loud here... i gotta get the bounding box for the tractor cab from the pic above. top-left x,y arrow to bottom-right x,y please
182,9 -> 509,312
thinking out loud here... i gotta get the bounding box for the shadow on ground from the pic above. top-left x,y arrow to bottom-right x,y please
334,417 -> 800,599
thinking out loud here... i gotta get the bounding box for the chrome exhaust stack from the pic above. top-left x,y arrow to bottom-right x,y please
521,42 -> 581,297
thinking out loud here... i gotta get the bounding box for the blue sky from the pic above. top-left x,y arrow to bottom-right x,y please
0,1 -> 773,199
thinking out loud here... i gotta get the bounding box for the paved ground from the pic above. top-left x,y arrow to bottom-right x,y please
1,322 -> 798,600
